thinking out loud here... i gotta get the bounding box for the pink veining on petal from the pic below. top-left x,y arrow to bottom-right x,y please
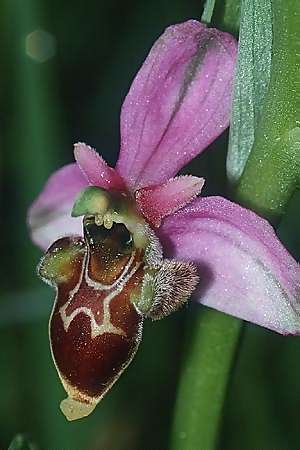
158,196 -> 300,335
117,20 -> 237,190
74,142 -> 126,191
135,175 -> 205,226
28,164 -> 88,250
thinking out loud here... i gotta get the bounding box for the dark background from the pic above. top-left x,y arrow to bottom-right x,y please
1,1 -> 299,449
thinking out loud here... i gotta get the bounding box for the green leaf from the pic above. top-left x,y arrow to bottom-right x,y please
235,0 -> 300,223
8,435 -> 39,450
226,0 -> 272,184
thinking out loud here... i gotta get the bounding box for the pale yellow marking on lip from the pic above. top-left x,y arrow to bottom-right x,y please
59,251 -> 142,339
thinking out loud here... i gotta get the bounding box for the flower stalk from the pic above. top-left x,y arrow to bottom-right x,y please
170,310 -> 241,450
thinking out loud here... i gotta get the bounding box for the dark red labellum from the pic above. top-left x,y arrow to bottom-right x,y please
39,222 -> 145,420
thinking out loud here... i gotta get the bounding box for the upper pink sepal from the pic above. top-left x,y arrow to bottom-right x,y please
117,20 -> 237,190
74,142 -> 126,191
158,196 -> 300,335
135,175 -> 205,227
27,163 -> 88,250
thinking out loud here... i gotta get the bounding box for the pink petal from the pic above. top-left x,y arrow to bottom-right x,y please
158,196 -> 300,335
74,142 -> 126,191
117,20 -> 237,190
28,164 -> 88,250
135,175 -> 204,227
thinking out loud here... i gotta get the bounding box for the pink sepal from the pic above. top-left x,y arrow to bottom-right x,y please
27,164 -> 88,250
117,20 -> 237,190
159,196 -> 300,335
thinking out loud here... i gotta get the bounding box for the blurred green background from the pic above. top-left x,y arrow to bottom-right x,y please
1,0 -> 300,449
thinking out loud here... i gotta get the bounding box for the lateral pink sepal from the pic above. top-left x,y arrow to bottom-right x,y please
27,163 -> 88,250
158,196 -> 300,335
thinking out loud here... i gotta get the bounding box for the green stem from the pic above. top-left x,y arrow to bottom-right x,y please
170,309 -> 241,450
236,0 -> 300,223
201,0 -> 216,24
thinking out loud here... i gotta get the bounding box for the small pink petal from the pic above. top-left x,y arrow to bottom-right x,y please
28,164 -> 88,250
136,176 -> 205,227
158,196 -> 300,335
74,142 -> 126,191
117,20 -> 237,190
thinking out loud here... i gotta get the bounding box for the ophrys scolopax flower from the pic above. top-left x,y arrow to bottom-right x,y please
28,20 -> 300,421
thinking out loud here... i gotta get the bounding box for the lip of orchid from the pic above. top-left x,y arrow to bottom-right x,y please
38,179 -> 199,421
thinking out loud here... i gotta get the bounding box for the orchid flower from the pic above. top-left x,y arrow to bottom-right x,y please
28,20 -> 300,422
